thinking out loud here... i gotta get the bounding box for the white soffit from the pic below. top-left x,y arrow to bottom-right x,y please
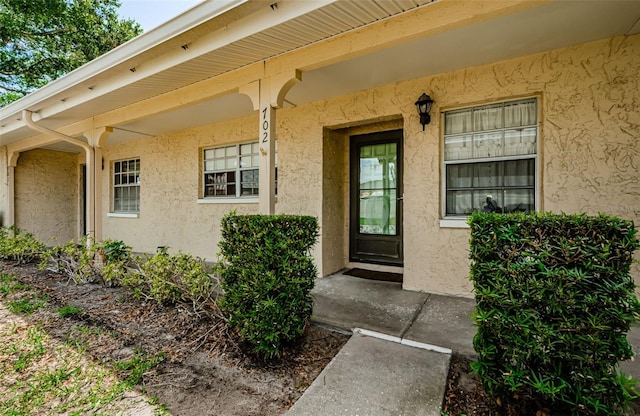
0,0 -> 434,145
288,0 -> 640,105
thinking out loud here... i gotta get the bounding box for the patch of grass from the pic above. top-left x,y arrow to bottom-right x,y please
57,304 -> 83,318
63,336 -> 88,354
7,295 -> 47,314
115,350 -> 165,386
0,273 -> 30,296
153,403 -> 171,416
0,273 -> 15,295
74,324 -> 104,335
0,307 -> 165,415
12,326 -> 47,372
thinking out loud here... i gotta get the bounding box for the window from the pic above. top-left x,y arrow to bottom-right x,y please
113,158 -> 140,213
203,142 -> 277,198
443,98 -> 537,216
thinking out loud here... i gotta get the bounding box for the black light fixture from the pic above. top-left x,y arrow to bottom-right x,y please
415,93 -> 434,131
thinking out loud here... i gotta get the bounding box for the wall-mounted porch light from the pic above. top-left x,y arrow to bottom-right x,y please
415,93 -> 434,131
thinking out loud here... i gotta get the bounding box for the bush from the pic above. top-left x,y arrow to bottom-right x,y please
40,237 -> 98,283
41,238 -> 134,285
0,226 -> 45,264
96,239 -> 134,286
469,212 -> 640,415
217,213 -> 319,359
123,247 -> 221,319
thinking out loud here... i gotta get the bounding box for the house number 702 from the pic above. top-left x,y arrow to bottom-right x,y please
262,107 -> 269,143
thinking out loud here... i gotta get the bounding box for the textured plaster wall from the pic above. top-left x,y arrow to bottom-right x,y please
101,115 -> 260,259
99,33 -> 640,296
407,34 -> 640,296
282,34 -> 640,296
321,128 -> 348,275
15,149 -> 78,244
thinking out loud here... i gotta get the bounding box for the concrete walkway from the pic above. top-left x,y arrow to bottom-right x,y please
288,271 -> 640,415
288,272 -> 476,416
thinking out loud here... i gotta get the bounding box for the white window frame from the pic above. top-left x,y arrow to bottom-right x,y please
200,142 -> 277,201
111,158 -> 140,214
440,97 -> 540,228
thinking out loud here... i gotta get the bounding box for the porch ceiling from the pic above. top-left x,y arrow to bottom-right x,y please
2,0 -> 639,152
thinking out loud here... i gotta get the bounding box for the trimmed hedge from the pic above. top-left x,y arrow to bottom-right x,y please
218,213 -> 319,358
469,212 -> 640,415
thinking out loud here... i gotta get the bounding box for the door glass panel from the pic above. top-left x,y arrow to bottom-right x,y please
359,143 -> 397,235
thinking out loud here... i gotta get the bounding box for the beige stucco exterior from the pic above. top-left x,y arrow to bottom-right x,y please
91,34 -> 640,297
2,1 -> 639,298
14,149 -> 79,244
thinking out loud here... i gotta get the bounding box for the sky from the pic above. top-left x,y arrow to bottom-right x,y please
118,0 -> 203,31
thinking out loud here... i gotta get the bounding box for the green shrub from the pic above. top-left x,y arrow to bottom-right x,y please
41,238 -> 134,286
123,247 -> 221,318
218,213 -> 319,359
0,226 -> 45,264
95,239 -> 134,286
42,237 -> 220,318
40,236 -> 98,284
98,239 -> 131,262
469,212 -> 640,415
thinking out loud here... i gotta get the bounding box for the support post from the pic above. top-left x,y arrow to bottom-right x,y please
239,70 -> 301,215
6,151 -> 20,228
259,79 -> 277,215
6,165 -> 15,227
84,127 -> 112,241
22,110 -> 96,244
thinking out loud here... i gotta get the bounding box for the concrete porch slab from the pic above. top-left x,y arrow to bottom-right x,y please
311,273 -> 429,338
403,294 -> 477,358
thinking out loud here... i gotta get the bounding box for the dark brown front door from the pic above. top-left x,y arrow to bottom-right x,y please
349,130 -> 403,266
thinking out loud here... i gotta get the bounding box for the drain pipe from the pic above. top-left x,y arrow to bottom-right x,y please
21,110 -> 95,244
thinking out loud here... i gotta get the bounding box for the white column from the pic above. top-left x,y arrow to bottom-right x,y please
84,127 -> 112,241
258,79 -> 277,215
6,151 -> 19,228
6,166 -> 15,227
238,70 -> 301,215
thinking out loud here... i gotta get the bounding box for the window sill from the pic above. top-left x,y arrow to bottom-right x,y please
197,197 -> 259,204
107,212 -> 139,218
439,218 -> 469,228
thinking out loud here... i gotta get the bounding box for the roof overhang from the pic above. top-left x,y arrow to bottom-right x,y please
2,0 -> 639,152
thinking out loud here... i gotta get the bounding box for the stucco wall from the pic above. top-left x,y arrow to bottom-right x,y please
98,33 -> 640,297
321,128 -> 348,275
15,149 -> 79,244
101,115 -> 261,258
402,34 -> 640,296
302,33 -> 639,297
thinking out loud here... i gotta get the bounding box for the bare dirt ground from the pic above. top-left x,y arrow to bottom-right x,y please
0,261 -> 349,416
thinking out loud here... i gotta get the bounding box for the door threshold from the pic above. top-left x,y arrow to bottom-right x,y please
343,267 -> 403,283
346,262 -> 403,274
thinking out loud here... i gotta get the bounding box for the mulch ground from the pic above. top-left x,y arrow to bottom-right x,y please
0,261 -> 349,416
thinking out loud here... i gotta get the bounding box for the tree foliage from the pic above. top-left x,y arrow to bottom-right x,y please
0,0 -> 142,106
